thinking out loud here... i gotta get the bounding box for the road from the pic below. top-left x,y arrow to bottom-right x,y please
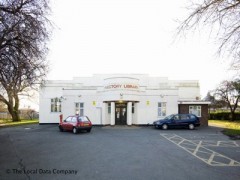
0,125 -> 240,180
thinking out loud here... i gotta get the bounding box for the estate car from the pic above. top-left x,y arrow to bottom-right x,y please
153,114 -> 200,130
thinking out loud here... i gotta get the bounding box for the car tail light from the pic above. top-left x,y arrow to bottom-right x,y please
78,121 -> 91,126
78,122 -> 84,127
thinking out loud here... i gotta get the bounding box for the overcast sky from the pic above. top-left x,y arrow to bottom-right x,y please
46,0 -> 235,98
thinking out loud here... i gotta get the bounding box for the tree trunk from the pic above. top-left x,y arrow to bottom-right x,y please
12,110 -> 20,122
230,110 -> 236,121
7,104 -> 20,122
7,93 -> 21,122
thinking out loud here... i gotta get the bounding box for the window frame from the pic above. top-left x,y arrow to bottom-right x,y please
189,106 -> 201,117
75,102 -> 84,116
50,98 -> 62,113
158,102 -> 166,117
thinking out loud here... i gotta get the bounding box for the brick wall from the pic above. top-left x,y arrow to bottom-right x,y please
178,104 -> 208,126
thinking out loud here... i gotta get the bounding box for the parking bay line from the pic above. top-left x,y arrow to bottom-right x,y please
191,140 -> 240,147
160,133 -> 240,167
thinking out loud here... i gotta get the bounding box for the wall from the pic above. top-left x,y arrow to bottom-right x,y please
39,74 -> 202,124
39,86 -> 63,123
178,104 -> 209,126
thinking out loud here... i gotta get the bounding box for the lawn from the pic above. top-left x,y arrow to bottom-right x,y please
0,119 -> 39,127
209,120 -> 240,139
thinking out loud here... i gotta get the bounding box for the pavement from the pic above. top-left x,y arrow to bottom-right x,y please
0,125 -> 240,180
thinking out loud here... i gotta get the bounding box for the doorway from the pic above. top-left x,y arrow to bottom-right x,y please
115,103 -> 127,125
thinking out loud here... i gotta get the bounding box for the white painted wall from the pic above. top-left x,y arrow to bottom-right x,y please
39,74 -> 200,124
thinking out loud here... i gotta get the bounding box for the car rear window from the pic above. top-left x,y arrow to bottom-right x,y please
78,116 -> 90,122
190,115 -> 197,119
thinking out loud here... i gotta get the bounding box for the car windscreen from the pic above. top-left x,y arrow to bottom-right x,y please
163,115 -> 174,120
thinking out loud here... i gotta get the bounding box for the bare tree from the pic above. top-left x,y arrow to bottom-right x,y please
0,0 -> 51,121
0,101 -> 6,111
204,91 -> 227,111
214,80 -> 240,120
178,0 -> 240,68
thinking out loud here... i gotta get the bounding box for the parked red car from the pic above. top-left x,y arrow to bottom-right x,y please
59,115 -> 92,134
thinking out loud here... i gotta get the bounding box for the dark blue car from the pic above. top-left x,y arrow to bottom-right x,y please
153,114 -> 200,130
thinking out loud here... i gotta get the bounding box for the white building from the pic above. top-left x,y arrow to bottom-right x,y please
39,74 -> 208,125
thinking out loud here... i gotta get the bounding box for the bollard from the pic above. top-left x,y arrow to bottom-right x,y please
59,114 -> 63,123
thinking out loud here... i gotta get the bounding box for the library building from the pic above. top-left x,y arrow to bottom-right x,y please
39,74 -> 210,126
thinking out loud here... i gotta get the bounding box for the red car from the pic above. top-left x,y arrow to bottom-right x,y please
59,115 -> 92,134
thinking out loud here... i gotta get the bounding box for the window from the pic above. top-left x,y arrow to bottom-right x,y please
158,102 -> 166,116
72,117 -> 77,123
190,115 -> 197,119
174,115 -> 180,120
51,98 -> 61,112
79,116 -> 90,122
108,103 -> 111,114
179,114 -> 190,120
189,106 -> 201,117
65,116 -> 72,122
75,103 -> 84,116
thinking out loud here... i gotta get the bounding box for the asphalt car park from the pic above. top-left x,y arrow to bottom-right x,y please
0,125 -> 240,180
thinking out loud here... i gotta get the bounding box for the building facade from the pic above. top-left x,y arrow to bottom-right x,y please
39,74 -> 209,126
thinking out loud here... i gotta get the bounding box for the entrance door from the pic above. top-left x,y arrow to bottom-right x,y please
115,103 -> 127,125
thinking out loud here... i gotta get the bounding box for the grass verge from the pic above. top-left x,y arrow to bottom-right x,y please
209,120 -> 240,139
0,119 -> 39,127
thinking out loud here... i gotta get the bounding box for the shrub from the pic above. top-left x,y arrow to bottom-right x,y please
210,112 -> 240,120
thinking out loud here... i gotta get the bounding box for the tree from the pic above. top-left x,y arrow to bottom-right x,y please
214,80 -> 240,120
0,0 -> 51,121
204,91 -> 227,111
0,101 -> 6,111
178,0 -> 240,68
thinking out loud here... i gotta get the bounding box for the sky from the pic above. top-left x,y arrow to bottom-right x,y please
46,0 -> 236,99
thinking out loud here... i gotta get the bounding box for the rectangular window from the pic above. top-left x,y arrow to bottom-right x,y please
75,102 -> 84,116
158,102 -> 166,117
189,106 -> 201,117
108,103 -> 111,114
51,98 -> 61,112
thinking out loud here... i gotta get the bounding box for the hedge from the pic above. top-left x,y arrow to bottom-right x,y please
209,112 -> 240,120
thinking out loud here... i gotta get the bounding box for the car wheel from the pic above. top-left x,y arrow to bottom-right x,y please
59,126 -> 63,132
162,124 -> 168,130
73,127 -> 78,134
189,124 -> 195,130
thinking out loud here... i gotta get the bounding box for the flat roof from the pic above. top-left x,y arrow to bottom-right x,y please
178,101 -> 211,105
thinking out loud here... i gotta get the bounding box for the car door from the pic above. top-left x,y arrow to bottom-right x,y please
71,117 -> 77,129
179,114 -> 190,127
169,115 -> 179,128
173,114 -> 181,127
62,116 -> 72,130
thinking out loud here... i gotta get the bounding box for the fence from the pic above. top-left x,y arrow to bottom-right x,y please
0,111 -> 39,120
